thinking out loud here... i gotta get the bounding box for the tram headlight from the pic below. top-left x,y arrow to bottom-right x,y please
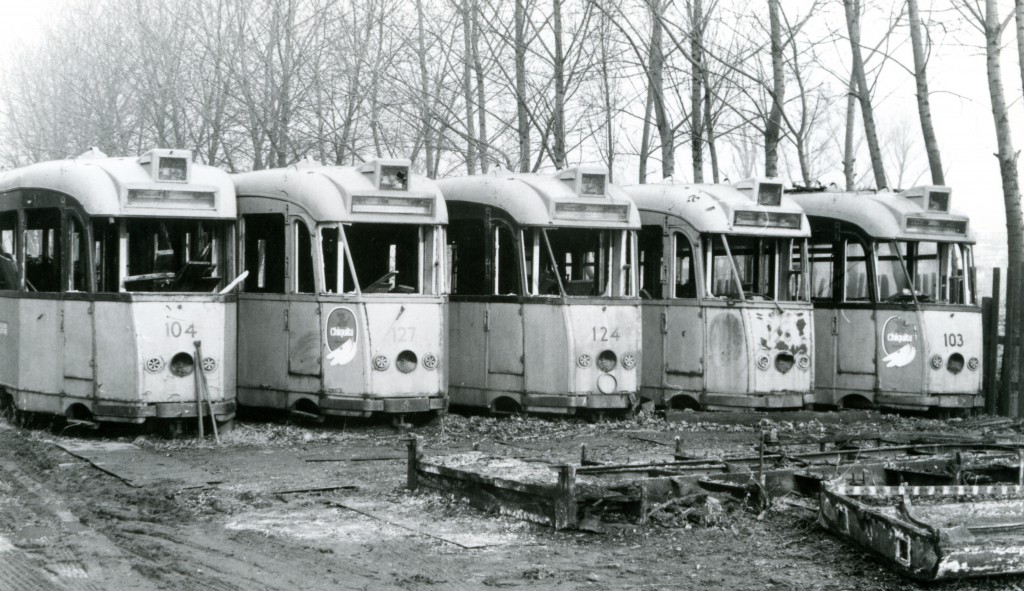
967,357 -> 979,371
774,352 -> 795,374
169,352 -> 195,377
144,357 -> 164,373
621,353 -> 637,370
796,354 -> 811,371
396,350 -> 418,373
947,353 -> 965,375
930,354 -> 944,370
597,350 -> 617,373
373,355 -> 390,371
577,353 -> 592,368
756,353 -> 771,371
422,353 -> 438,370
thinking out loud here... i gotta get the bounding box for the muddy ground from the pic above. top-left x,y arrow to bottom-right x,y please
1,410 -> 1023,591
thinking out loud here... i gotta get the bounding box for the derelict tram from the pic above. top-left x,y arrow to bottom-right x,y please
233,159 -> 448,421
625,179 -> 814,411
437,167 -> 641,416
789,185 -> 982,412
0,149 -> 238,427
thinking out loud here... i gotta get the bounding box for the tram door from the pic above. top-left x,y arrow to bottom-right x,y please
63,212 -> 94,391
486,223 -> 524,390
288,220 -> 321,377
833,237 -> 876,393
662,232 -> 703,388
238,213 -> 289,394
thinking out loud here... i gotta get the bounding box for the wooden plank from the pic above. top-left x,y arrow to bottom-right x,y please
53,441 -> 222,488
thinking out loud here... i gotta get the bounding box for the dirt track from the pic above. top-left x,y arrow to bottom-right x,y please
1,412 -> 1022,591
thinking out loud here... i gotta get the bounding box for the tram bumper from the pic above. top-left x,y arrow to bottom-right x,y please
93,400 -> 237,424
702,391 -> 813,411
320,395 -> 447,417
876,392 -> 984,410
522,392 -> 634,414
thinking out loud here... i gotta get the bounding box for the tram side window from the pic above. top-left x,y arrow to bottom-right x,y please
638,226 -> 664,299
243,214 -> 286,293
843,240 -> 871,301
493,223 -> 521,295
779,239 -> 807,301
68,214 -> 88,292
294,221 -> 315,294
125,219 -> 225,292
0,212 -> 17,290
874,241 -> 911,301
25,208 -> 62,292
449,218 -> 488,296
321,227 -> 341,293
809,238 -> 835,301
93,219 -> 120,292
673,234 -> 696,299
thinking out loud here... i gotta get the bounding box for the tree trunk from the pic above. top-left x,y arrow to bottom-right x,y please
415,0 -> 435,177
908,0 -> 944,184
649,0 -> 674,179
461,0 -> 477,174
515,0 -> 530,172
843,73 -> 857,190
639,84 -> 654,183
690,0 -> 704,182
985,0 -> 1024,416
764,0 -> 785,178
552,0 -> 567,169
844,0 -> 887,189
471,0 -> 488,172
599,14 -> 615,181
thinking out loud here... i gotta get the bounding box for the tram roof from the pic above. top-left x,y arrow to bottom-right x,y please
788,187 -> 974,243
0,148 -> 235,219
233,159 -> 447,224
435,167 -> 640,229
625,180 -> 810,237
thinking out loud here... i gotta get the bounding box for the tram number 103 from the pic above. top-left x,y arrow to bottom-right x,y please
943,333 -> 964,347
166,321 -> 198,338
592,327 -> 621,342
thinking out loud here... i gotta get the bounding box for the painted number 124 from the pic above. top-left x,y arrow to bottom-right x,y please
592,327 -> 620,342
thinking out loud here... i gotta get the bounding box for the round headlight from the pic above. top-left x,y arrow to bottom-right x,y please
930,354 -> 944,370
796,354 -> 811,371
422,353 -> 438,370
201,357 -> 217,373
947,353 -> 965,375
169,352 -> 195,377
577,353 -> 592,368
775,352 -> 795,374
396,350 -> 417,373
597,350 -> 617,373
967,357 -> 979,371
373,355 -> 390,371
621,353 -> 637,370
756,353 -> 771,371
596,374 -> 617,394
145,357 -> 164,373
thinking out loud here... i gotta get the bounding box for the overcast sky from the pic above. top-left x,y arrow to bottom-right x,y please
0,0 -> 1020,237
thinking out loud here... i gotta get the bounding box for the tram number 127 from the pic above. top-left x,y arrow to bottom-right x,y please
166,321 -> 198,338
592,327 -> 621,342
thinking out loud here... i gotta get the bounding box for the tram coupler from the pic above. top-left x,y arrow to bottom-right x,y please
392,414 -> 412,430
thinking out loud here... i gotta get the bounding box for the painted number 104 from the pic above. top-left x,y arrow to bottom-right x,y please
166,321 -> 197,338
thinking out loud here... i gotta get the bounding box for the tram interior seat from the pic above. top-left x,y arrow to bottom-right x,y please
675,281 -> 696,298
0,253 -> 17,290
25,255 -> 59,292
815,277 -> 827,298
565,279 -> 595,296
172,260 -> 220,292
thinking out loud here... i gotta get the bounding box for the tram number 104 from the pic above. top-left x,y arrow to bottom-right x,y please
943,333 -> 964,347
166,321 -> 198,338
592,327 -> 621,342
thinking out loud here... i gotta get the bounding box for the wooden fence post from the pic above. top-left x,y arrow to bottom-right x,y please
1000,263 -> 1024,417
983,268 -> 1001,415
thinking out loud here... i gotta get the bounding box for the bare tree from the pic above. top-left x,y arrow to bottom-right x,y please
764,0 -> 785,177
907,0 -> 944,184
844,0 -> 888,189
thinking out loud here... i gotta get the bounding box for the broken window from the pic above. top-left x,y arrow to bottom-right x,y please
243,214 -> 285,294
844,239 -> 871,302
68,213 -> 88,292
874,240 -> 974,305
449,218 -> 488,296
706,235 -> 809,302
0,211 -> 17,290
673,233 -> 696,298
546,228 -> 610,296
779,239 -> 807,301
345,223 -> 422,294
321,226 -> 342,293
294,220 -> 315,294
638,225 -> 664,299
809,237 -> 835,301
493,223 -> 521,295
92,219 -> 120,292
25,208 -> 61,292
122,219 -> 229,292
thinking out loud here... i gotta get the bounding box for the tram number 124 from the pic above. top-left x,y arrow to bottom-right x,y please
943,333 -> 964,347
592,327 -> 621,342
167,321 -> 198,338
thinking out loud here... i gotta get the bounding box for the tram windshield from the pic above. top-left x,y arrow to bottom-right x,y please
706,235 -> 808,302
113,219 -> 231,293
320,223 -> 443,296
522,227 -> 634,297
875,240 -> 974,304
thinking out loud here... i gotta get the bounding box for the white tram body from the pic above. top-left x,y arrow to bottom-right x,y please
233,159 -> 448,418
437,167 -> 641,415
627,179 -> 814,410
789,186 -> 982,411
0,149 -> 237,424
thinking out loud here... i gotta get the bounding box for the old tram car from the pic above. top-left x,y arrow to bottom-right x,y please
233,159 -> 448,421
789,185 -> 982,412
0,149 -> 238,427
437,167 -> 641,416
626,179 -> 814,410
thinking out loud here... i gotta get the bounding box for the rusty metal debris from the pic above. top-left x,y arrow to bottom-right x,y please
819,483 -> 1024,580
